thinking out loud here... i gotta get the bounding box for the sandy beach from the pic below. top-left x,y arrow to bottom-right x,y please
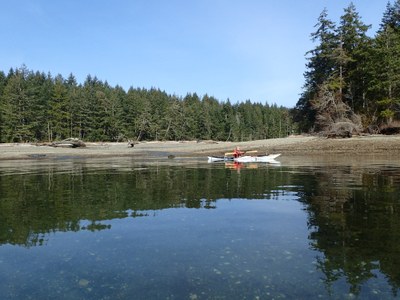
1,135 -> 400,162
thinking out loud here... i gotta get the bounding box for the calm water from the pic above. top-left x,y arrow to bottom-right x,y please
0,156 -> 400,299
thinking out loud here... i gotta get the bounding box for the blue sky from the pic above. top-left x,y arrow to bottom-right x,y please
0,1 -> 388,108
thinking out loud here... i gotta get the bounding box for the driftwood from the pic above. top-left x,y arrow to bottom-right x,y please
380,122 -> 400,135
381,127 -> 400,135
50,138 -> 86,148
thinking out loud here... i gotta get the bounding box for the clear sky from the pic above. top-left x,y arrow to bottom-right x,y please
0,0 -> 388,108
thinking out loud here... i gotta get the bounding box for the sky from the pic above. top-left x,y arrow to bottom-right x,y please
0,1 -> 389,108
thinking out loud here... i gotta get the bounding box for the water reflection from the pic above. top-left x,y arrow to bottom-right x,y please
0,158 -> 400,298
0,161 -> 284,247
294,165 -> 400,297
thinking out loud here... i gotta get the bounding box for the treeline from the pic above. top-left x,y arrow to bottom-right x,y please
0,66 -> 292,143
294,1 -> 400,133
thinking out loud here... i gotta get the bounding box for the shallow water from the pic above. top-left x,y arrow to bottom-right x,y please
0,156 -> 399,299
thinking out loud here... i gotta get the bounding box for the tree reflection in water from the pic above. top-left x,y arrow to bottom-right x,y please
0,164 -> 282,247
296,166 -> 400,297
0,161 -> 400,297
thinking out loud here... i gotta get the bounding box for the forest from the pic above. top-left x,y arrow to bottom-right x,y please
294,1 -> 400,135
0,67 -> 292,143
1,1 -> 400,143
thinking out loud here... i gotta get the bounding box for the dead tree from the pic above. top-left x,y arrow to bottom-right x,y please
311,84 -> 362,138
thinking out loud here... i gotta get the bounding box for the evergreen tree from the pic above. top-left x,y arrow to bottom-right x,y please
26,71 -> 52,141
201,95 -> 225,140
120,87 -> 136,140
97,81 -> 121,141
120,87 -> 154,141
294,8 -> 338,132
133,89 -> 153,141
65,73 -> 81,138
251,103 -> 265,139
371,0 -> 400,123
336,3 -> 371,111
81,75 -> 110,141
109,85 -> 126,141
1,66 -> 35,142
265,104 -> 283,138
231,105 -> 243,142
305,9 -> 338,93
221,100 -> 236,141
182,93 -> 203,140
148,88 -> 169,141
163,96 -> 184,140
48,74 -> 69,141
0,71 -> 8,142
380,0 -> 400,31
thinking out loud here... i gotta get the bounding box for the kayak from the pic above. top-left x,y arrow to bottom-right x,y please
234,153 -> 281,163
207,156 -> 234,163
208,153 -> 281,163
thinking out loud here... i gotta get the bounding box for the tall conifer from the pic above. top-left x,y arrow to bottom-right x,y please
295,8 -> 338,132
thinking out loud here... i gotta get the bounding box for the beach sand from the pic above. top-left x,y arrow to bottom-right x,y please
1,135 -> 400,162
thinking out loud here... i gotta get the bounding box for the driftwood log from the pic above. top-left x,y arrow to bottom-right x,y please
50,138 -> 86,148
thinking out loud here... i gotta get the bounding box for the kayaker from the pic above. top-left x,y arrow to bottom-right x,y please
233,147 -> 244,158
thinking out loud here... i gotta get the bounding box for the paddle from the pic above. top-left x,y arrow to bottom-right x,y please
224,150 -> 258,156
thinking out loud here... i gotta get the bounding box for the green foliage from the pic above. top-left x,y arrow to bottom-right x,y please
380,108 -> 395,119
296,1 -> 400,132
1,66 -> 37,142
0,66 -> 292,143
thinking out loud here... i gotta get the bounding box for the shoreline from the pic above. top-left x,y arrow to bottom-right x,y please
1,135 -> 400,162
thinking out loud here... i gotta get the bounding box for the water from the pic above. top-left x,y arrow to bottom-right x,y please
0,156 -> 400,299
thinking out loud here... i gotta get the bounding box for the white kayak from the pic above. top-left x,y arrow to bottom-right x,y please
234,153 -> 281,163
208,153 -> 281,163
207,156 -> 234,163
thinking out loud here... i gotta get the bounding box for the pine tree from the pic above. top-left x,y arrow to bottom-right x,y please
27,71 -> 52,141
163,96 -> 184,140
380,0 -> 400,31
371,0 -> 400,123
199,95 -> 223,140
305,8 -> 338,93
221,100 -> 236,141
82,75 -> 111,141
134,89 -> 152,141
48,74 -> 70,141
96,81 -> 122,141
122,88 -> 140,141
294,8 -> 338,132
336,3 -> 371,111
182,93 -> 202,140
65,73 -> 81,138
0,71 -> 8,142
109,85 -> 126,141
1,66 -> 35,142
148,88 -> 169,141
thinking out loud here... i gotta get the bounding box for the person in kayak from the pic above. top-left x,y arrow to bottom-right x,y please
233,147 -> 245,158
